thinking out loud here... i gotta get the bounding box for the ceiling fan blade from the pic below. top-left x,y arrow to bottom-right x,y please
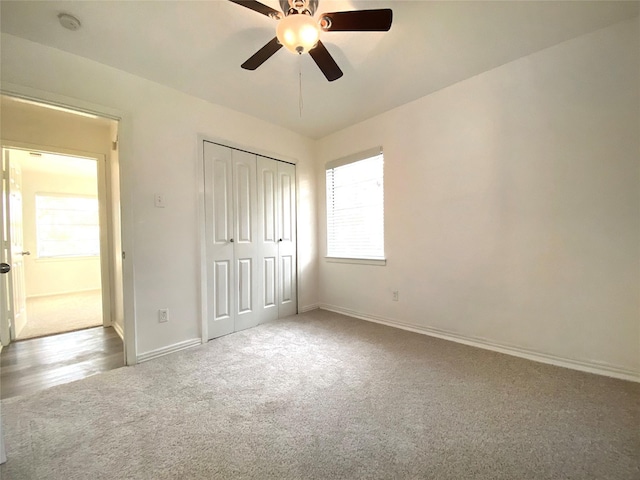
321,9 -> 393,32
241,37 -> 283,70
309,40 -> 343,82
228,0 -> 281,18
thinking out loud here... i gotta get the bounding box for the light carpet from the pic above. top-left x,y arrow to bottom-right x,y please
18,290 -> 103,340
1,309 -> 638,479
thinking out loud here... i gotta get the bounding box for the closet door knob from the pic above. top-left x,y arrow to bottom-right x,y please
229,238 -> 234,243
278,239 -> 283,242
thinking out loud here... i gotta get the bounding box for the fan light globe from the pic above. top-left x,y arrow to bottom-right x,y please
276,14 -> 320,54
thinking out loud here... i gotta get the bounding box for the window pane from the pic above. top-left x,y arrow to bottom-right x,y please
326,153 -> 384,259
36,195 -> 100,258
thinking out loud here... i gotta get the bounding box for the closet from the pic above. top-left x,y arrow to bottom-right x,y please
203,141 -> 297,340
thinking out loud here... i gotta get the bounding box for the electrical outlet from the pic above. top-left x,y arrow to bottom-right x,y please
158,308 -> 169,323
392,290 -> 399,302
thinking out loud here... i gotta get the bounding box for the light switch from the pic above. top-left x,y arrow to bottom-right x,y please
154,193 -> 166,208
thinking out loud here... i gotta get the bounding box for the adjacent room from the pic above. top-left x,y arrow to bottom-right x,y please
0,1 -> 638,479
8,148 -> 103,340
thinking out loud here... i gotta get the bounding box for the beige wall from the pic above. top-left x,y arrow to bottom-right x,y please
316,18 -> 640,379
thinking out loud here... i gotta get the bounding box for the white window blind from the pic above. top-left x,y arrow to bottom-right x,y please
326,149 -> 384,260
36,194 -> 100,258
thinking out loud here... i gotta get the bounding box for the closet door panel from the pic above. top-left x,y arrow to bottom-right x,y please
262,168 -> 277,243
237,258 -> 253,313
214,261 -> 232,319
204,142 -> 235,339
278,162 -> 297,317
257,157 -> 280,323
263,257 -> 277,308
232,150 -> 260,332
280,255 -> 294,304
212,160 -> 231,243
235,162 -> 253,243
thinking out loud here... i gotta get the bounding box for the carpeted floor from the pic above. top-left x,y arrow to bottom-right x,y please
1,309 -> 638,479
18,290 -> 103,340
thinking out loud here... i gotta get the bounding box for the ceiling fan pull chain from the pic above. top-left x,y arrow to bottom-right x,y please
299,56 -> 303,118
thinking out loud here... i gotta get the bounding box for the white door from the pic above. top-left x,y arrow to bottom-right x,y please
277,161 -> 297,317
204,143 -> 235,339
257,156 -> 280,324
257,157 -> 297,319
231,149 -> 259,332
204,143 -> 260,339
1,149 -> 28,343
204,142 -> 296,339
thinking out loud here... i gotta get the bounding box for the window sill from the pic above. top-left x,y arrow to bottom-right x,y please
325,256 -> 386,266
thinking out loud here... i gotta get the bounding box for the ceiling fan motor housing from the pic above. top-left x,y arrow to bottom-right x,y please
280,0 -> 318,16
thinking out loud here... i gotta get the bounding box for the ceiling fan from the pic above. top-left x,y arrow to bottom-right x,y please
229,0 -> 393,81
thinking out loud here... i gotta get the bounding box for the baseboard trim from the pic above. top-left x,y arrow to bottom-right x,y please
27,288 -> 101,299
112,321 -> 124,341
299,303 -> 320,313
319,304 -> 640,383
137,338 -> 202,363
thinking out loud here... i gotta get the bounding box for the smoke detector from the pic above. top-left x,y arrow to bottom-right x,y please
58,13 -> 81,31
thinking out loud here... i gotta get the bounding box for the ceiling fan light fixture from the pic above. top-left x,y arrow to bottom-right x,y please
276,14 -> 320,54
231,0 -> 392,81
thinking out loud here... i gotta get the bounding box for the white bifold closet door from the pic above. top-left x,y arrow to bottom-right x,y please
256,156 -> 297,322
204,142 -> 297,340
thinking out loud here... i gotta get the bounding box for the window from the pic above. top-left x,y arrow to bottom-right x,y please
36,194 -> 100,258
326,148 -> 384,261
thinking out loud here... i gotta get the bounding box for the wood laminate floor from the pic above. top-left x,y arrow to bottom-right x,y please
0,326 -> 124,399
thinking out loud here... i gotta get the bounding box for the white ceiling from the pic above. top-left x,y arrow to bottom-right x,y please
8,147 -> 98,178
1,1 -> 638,139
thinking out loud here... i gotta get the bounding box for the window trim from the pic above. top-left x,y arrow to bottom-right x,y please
325,146 -> 386,263
324,256 -> 386,266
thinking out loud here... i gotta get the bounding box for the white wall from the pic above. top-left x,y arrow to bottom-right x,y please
316,18 -> 640,378
20,163 -> 102,297
1,32 -> 318,358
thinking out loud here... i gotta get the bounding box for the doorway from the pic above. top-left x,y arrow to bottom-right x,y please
3,148 -> 107,340
0,93 -> 129,399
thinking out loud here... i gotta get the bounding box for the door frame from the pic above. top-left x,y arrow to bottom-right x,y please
0,151 -> 12,346
1,84 -> 136,366
197,135 -> 300,344
1,143 -> 112,336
